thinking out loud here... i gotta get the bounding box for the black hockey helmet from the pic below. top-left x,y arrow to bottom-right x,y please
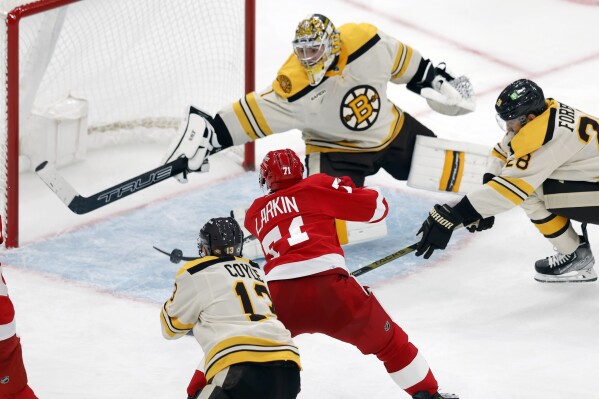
198,217 -> 244,257
495,79 -> 547,121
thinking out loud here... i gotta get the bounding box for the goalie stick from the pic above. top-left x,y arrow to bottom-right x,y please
35,157 -> 188,214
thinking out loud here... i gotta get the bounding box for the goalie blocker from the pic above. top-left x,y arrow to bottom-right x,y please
407,136 -> 492,195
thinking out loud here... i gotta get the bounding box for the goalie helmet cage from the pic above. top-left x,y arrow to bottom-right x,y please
1,0 -> 256,248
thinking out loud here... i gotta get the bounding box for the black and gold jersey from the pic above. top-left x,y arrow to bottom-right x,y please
469,99 -> 599,217
216,23 -> 424,154
160,255 -> 300,381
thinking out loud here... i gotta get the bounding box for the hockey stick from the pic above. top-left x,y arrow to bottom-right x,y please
154,234 -> 257,264
153,246 -> 200,264
35,157 -> 188,215
350,243 -> 418,277
350,221 -> 479,277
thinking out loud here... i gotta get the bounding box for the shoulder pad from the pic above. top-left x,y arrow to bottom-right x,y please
511,99 -> 557,158
337,23 -> 379,57
273,54 -> 312,100
177,255 -> 235,276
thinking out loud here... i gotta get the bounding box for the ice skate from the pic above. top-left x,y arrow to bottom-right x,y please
534,235 -> 596,283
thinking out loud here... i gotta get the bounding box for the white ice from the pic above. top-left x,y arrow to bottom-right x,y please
3,0 -> 599,398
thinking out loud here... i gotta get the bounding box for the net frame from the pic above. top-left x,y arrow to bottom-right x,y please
1,0 -> 255,247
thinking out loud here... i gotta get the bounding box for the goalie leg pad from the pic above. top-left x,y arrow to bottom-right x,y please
407,136 -> 491,195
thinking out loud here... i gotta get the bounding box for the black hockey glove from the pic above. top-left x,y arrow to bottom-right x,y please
416,204 -> 463,259
466,216 -> 495,233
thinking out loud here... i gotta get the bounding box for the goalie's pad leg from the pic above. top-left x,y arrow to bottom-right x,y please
407,136 -> 491,195
335,219 -> 388,245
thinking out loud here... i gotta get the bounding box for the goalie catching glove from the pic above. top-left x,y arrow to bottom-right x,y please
162,106 -> 223,183
407,61 -> 476,116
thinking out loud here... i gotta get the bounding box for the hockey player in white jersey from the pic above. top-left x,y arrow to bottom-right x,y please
162,13 -> 475,187
160,217 -> 301,399
415,79 -> 598,283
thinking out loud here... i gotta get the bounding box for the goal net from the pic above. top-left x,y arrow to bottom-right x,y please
1,0 -> 255,247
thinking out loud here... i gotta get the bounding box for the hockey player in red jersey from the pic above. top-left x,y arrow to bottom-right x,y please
0,218 -> 37,399
244,148 -> 457,399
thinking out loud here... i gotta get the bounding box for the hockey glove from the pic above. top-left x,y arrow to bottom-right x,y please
407,61 -> 475,116
162,106 -> 222,183
416,204 -> 462,259
466,216 -> 495,233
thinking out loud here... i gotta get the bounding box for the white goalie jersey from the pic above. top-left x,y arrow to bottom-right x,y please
467,99 -> 599,217
160,255 -> 300,381
217,23 -> 426,154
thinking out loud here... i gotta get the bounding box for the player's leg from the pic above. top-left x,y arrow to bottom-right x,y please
521,182 -> 596,283
186,369 -> 207,399
198,362 -> 300,399
268,274 -> 440,398
381,112 -> 436,181
0,270 -> 37,399
305,151 -> 380,187
0,335 -> 35,399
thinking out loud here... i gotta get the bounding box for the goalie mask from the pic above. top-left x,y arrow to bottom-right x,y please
198,217 -> 244,257
259,149 -> 305,192
495,79 -> 547,132
292,14 -> 340,86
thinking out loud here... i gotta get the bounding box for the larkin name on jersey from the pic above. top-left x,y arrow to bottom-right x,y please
245,174 -> 388,281
254,196 -> 299,236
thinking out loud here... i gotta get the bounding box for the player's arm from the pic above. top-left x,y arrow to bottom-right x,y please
217,87 -> 299,146
378,29 -> 475,115
162,87 -> 297,182
312,175 -> 389,223
160,271 -> 202,340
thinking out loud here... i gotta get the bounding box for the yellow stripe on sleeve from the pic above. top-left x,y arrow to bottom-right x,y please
501,176 -> 535,196
246,93 -> 273,136
233,100 -> 260,141
487,180 -> 525,205
491,148 -> 507,162
392,45 -> 413,79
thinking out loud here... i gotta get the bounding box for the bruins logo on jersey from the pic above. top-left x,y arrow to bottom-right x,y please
340,85 -> 380,131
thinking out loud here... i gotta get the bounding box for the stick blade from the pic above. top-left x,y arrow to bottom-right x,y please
35,161 -> 86,213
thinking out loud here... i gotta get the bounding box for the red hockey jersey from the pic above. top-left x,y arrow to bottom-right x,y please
245,174 -> 388,281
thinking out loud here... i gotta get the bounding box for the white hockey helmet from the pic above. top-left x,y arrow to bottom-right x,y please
292,14 -> 340,86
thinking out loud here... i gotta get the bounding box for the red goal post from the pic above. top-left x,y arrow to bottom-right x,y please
1,0 -> 256,248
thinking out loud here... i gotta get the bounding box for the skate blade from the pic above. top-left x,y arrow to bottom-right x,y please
534,266 -> 598,283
